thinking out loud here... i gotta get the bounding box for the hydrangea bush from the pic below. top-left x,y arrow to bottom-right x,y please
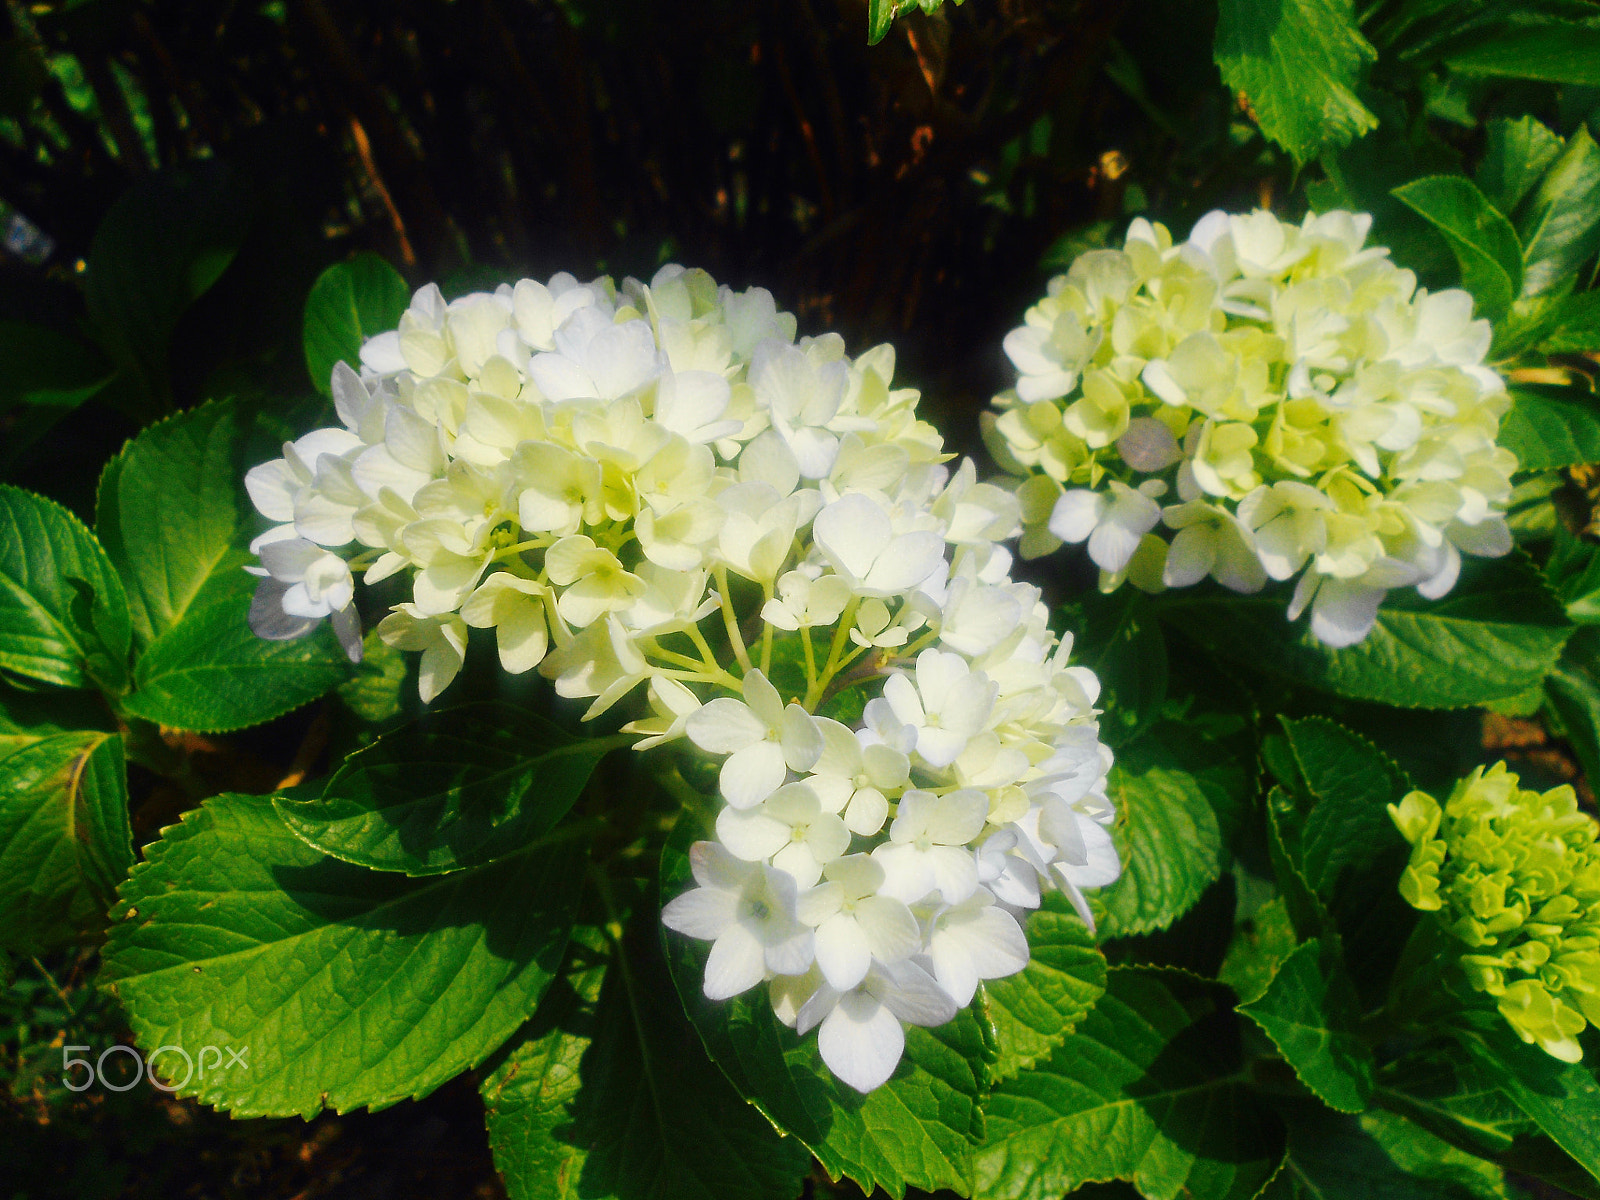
8,146 -> 1600,1200
987,209 -> 1517,646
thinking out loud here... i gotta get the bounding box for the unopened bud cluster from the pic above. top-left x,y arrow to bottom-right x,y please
243,265 -> 1120,1093
1391,763 -> 1600,1063
986,209 -> 1515,647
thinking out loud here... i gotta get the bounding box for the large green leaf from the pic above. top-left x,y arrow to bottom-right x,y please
101,791 -> 583,1118
983,894 -> 1107,1082
120,594 -> 351,732
483,927 -> 609,1200
1476,116 -> 1563,217
336,631 -> 408,723
1219,894 -> 1300,1004
660,820 -> 987,1199
0,731 -> 131,953
1266,787 -> 1331,941
1443,21 -> 1600,88
1067,592 -> 1169,748
1263,1103 -> 1507,1199
303,252 -> 410,396
1096,757 -> 1226,938
1282,716 -> 1408,896
1499,383 -> 1600,471
0,320 -> 113,413
1239,938 -> 1373,1113
1458,1021 -> 1600,1183
1517,127 -> 1600,297
1159,556 -> 1571,709
1375,1052 -> 1600,1198
1391,176 -> 1521,322
1537,291 -> 1600,355
276,703 -> 618,875
483,919 -> 811,1200
1214,0 -> 1377,164
83,162 -> 252,412
1374,1054 -> 1533,1159
96,400 -> 259,647
0,485 -> 131,691
974,968 -> 1284,1200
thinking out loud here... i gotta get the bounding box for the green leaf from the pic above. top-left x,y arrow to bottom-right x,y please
867,0 -> 900,44
1265,1102 -> 1508,1199
983,893 -> 1107,1082
1266,788 -> 1329,941
974,968 -> 1284,1200
1392,176 -> 1521,322
96,400 -> 258,647
1361,1108 -> 1508,1199
1239,938 -> 1373,1112
483,918 -> 811,1200
1068,592 -> 1168,748
1477,116 -> 1563,217
1518,126 -> 1600,298
1282,717 -> 1409,896
1458,1022 -> 1600,1182
0,731 -> 130,953
336,630 -> 408,723
1536,290 -> 1600,355
1498,383 -> 1600,470
1443,21 -> 1600,88
0,484 -> 131,691
1159,555 -> 1571,709
1546,628 -> 1600,787
83,162 -> 252,412
101,790 -> 583,1118
302,252 -> 410,396
1219,894 -> 1300,1004
120,594 -> 352,732
275,703 -> 617,875
482,926 -> 608,1200
1214,0 -> 1378,165
1374,1053 -> 1534,1158
0,320 -> 112,413
1097,756 -> 1226,938
660,818 -> 986,1199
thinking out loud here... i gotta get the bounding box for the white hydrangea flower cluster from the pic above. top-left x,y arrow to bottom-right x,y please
242,264 -> 1120,1094
985,209 -> 1517,647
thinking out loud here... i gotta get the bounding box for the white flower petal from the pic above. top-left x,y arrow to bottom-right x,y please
818,992 -> 905,1093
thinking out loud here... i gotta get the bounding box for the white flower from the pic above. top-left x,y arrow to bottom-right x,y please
795,854 -> 921,990
873,649 -> 996,770
685,669 -> 824,809
376,605 -> 467,703
812,493 -> 946,597
1048,480 -> 1163,575
621,676 -> 703,750
459,573 -> 552,673
661,842 -> 814,1000
1014,799 -> 1122,930
1287,571 -> 1389,649
1160,501 -> 1265,592
715,781 -> 851,888
805,718 -> 908,836
925,888 -> 1029,1006
871,788 -> 989,905
795,958 -> 958,1093
252,535 -> 355,618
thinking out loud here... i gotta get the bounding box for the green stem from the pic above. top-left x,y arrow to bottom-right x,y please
713,566 -> 754,673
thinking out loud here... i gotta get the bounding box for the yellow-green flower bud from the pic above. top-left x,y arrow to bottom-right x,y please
1389,762 -> 1600,1062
